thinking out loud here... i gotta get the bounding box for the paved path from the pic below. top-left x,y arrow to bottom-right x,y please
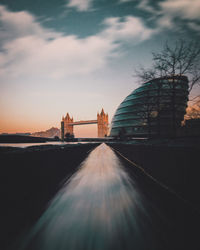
19,143 -> 200,250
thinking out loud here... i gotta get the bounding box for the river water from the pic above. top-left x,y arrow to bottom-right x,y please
0,141 -> 91,148
19,143 -> 163,250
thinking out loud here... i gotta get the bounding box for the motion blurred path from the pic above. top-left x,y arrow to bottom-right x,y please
19,143 -> 199,250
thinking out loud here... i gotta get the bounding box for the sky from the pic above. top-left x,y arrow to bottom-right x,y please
0,0 -> 200,137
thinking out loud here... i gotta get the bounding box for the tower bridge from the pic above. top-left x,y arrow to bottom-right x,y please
61,109 -> 109,140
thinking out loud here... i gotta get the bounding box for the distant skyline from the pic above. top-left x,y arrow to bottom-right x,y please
0,0 -> 200,137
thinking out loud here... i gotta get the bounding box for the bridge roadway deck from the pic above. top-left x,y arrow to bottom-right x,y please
68,120 -> 97,125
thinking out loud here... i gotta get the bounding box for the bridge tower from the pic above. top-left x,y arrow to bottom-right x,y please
97,108 -> 109,137
61,113 -> 74,140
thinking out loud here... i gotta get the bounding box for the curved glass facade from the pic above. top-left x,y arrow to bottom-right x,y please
110,76 -> 189,137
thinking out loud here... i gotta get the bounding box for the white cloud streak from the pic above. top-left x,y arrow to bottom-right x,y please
119,0 -> 134,3
187,22 -> 200,31
0,5 -> 59,43
157,0 -> 200,29
66,0 -> 93,11
160,0 -> 200,20
137,0 -> 156,14
0,5 -> 155,80
131,0 -> 200,30
102,16 -> 155,42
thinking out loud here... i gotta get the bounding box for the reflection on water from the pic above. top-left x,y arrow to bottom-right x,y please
0,141 -> 90,148
21,143 -> 155,250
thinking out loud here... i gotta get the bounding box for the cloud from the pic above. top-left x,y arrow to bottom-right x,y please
119,0 -> 155,13
102,16 -> 155,43
119,0 -> 133,2
160,0 -> 200,20
66,0 -> 92,11
137,0 -> 156,14
0,5 -> 59,43
157,14 -> 173,28
0,5 -> 114,78
135,0 -> 200,21
187,22 -> 200,31
155,0 -> 200,30
0,35 -> 115,79
128,0 -> 200,30
0,5 -> 155,80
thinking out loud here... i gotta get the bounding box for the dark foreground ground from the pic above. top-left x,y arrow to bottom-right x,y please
108,142 -> 200,210
0,135 -> 49,143
108,142 -> 200,250
1,142 -> 200,250
0,143 -> 100,250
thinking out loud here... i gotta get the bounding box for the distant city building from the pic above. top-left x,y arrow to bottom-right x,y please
15,133 -> 31,136
110,76 -> 189,138
32,127 -> 60,138
0,133 -> 31,136
61,109 -> 109,140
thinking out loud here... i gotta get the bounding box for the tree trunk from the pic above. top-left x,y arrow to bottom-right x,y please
147,90 -> 151,138
172,76 -> 176,138
157,80 -> 161,137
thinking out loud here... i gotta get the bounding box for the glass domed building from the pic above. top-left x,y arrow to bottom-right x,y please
110,76 -> 189,138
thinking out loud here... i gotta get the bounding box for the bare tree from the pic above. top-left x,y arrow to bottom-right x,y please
138,91 -> 159,138
135,40 -> 200,137
136,39 -> 200,92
